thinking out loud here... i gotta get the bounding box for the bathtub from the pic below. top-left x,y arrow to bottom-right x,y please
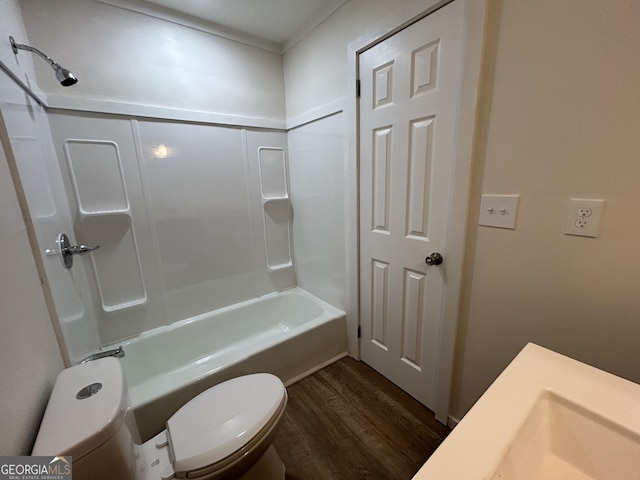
113,288 -> 347,442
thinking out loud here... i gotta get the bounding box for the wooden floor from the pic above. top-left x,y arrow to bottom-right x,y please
273,357 -> 450,480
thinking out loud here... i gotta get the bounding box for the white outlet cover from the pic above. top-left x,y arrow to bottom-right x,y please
564,198 -> 605,238
478,194 -> 520,229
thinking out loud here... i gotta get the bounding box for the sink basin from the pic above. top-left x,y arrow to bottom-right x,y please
490,391 -> 640,479
413,344 -> 640,479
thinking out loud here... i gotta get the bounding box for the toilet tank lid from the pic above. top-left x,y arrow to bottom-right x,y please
32,358 -> 128,460
168,373 -> 286,473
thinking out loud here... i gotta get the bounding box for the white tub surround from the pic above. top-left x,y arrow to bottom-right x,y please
43,112 -> 298,350
414,343 -> 640,479
288,112 -> 346,312
114,288 -> 347,442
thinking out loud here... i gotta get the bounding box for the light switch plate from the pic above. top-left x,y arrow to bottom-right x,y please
478,194 -> 520,229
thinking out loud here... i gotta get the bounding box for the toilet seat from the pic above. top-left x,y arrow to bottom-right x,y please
166,373 -> 287,479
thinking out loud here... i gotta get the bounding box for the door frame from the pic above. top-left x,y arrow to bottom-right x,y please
344,0 -> 488,424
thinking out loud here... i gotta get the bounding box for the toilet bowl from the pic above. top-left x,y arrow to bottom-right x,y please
32,357 -> 287,480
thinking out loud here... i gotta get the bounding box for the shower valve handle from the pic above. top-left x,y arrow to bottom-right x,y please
66,244 -> 100,256
48,233 -> 100,269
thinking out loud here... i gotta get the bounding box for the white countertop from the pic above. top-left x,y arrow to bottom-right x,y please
413,343 -> 640,479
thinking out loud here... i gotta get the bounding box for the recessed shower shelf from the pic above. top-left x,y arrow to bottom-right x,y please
262,196 -> 289,205
258,146 -> 293,272
79,208 -> 131,217
103,297 -> 147,313
267,261 -> 293,272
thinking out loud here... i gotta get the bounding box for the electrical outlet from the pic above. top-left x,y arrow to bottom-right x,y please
564,199 -> 605,238
577,207 -> 592,217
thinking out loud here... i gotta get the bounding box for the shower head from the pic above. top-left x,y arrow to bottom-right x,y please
9,36 -> 78,86
53,65 -> 78,87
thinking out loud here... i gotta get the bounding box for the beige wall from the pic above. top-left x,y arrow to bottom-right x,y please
451,0 -> 640,418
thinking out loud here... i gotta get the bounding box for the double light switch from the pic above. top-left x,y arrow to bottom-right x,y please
478,194 -> 520,229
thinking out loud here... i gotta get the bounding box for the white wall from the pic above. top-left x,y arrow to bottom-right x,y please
0,0 -> 40,97
289,113 -> 346,310
0,2 -> 65,457
450,0 -> 640,418
18,0 -> 286,125
283,0 -> 444,120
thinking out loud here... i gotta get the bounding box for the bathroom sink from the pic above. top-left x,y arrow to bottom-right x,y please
413,343 -> 640,479
488,391 -> 640,479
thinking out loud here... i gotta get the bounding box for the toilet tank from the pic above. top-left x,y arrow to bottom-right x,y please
32,358 -> 136,480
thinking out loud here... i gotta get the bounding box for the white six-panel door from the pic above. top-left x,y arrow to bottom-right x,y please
359,1 -> 464,410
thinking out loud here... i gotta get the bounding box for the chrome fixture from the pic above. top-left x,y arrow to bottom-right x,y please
76,383 -> 103,399
425,252 -> 443,266
9,36 -> 78,86
46,233 -> 99,269
80,346 -> 125,364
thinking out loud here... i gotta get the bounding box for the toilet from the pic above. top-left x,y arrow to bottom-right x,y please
32,357 -> 288,480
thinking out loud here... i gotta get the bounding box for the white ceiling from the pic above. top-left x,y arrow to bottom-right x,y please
140,0 -> 348,45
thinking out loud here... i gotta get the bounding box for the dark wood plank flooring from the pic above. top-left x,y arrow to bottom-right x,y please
273,356 -> 450,480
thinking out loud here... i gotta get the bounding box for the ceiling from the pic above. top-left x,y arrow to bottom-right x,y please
140,0 -> 349,45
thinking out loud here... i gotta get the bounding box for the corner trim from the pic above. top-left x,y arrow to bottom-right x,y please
286,97 -> 346,130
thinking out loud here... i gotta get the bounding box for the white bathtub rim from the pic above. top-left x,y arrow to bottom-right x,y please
113,287 -> 347,409
105,287 -> 344,350
117,287 -> 343,375
126,310 -> 346,409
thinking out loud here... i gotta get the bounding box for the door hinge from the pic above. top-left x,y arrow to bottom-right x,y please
356,79 -> 361,98
357,325 -> 361,338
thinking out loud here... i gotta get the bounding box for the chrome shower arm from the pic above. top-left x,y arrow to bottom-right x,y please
9,35 -> 78,86
10,37 -> 57,68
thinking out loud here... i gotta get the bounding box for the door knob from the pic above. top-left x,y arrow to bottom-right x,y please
425,252 -> 443,266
